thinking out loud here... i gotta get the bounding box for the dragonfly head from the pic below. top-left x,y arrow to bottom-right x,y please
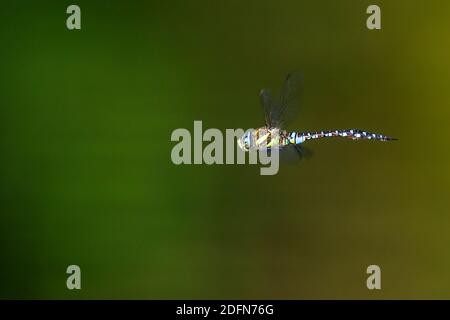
237,130 -> 255,152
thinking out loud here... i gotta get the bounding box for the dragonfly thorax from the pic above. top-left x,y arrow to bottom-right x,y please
238,127 -> 288,152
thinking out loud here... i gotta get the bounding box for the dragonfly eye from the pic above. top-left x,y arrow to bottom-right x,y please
237,133 -> 248,151
238,130 -> 255,151
246,133 -> 253,148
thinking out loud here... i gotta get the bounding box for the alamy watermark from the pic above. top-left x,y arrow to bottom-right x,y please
366,265 -> 381,290
366,5 -> 381,30
66,265 -> 81,290
170,121 -> 280,175
66,5 -> 81,30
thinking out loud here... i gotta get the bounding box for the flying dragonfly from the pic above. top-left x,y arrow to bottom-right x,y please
237,72 -> 397,155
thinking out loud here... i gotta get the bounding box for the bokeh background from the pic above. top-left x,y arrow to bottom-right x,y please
1,0 -> 450,299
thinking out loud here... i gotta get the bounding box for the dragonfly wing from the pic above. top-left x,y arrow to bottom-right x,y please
259,89 -> 274,127
278,144 -> 314,164
277,71 -> 303,128
259,72 -> 303,128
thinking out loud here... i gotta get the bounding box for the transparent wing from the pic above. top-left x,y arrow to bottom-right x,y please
259,71 -> 303,128
259,89 -> 274,127
278,71 -> 303,126
267,145 -> 314,164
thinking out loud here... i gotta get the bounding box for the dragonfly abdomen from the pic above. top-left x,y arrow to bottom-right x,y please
288,129 -> 397,144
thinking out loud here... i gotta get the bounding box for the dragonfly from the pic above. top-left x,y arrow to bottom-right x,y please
237,72 -> 397,154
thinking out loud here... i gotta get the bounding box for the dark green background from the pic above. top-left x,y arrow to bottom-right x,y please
1,1 -> 449,299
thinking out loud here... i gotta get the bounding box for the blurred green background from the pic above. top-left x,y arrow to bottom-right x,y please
1,0 -> 450,299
